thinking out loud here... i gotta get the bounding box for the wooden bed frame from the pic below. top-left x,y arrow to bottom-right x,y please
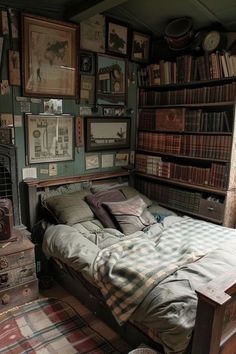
24,171 -> 236,354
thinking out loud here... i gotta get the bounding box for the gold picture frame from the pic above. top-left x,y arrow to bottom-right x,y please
22,13 -> 78,98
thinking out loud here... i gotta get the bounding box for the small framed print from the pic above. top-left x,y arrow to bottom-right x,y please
8,50 -> 21,86
103,107 -> 114,116
80,51 -> 95,75
25,114 -> 74,164
80,14 -> 105,53
130,30 -> 151,63
106,18 -> 128,57
80,75 -> 95,105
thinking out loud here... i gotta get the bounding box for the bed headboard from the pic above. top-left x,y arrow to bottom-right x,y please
24,170 -> 130,230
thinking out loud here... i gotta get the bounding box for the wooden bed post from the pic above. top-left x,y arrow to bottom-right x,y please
191,273 -> 236,354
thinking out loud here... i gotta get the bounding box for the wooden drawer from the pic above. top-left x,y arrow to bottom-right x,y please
198,199 -> 224,222
0,263 -> 36,289
0,247 -> 35,272
0,279 -> 38,312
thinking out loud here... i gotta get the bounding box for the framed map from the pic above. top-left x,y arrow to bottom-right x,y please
25,114 -> 74,164
22,13 -> 78,98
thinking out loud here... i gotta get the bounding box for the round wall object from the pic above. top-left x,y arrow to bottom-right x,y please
164,17 -> 194,50
202,30 -> 227,52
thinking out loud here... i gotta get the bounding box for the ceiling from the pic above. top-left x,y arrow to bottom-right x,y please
1,0 -> 236,37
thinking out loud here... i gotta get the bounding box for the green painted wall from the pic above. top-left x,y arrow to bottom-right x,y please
0,8 -> 137,225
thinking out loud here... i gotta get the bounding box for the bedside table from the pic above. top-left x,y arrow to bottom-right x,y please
0,229 -> 38,312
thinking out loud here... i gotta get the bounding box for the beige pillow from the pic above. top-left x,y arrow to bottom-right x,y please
119,186 -> 152,207
103,195 -> 156,235
42,190 -> 94,225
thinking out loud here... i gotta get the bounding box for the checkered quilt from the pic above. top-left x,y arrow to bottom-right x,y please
93,216 -> 236,325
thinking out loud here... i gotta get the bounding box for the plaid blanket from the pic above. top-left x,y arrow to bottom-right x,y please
0,298 -> 129,353
93,216 -> 236,325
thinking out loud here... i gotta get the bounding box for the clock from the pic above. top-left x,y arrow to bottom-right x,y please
202,30 -> 226,52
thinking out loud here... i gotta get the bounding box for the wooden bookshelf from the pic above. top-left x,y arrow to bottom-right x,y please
135,67 -> 236,227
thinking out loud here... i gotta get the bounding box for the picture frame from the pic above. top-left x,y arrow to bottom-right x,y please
22,13 -> 78,98
103,106 -> 114,116
106,17 -> 128,57
25,114 -> 74,164
96,54 -> 127,106
130,30 -> 151,63
79,75 -> 95,105
80,14 -> 105,53
80,51 -> 95,75
85,117 -> 130,152
8,50 -> 21,86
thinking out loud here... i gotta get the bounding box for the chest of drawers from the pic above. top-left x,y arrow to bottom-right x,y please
0,229 -> 38,311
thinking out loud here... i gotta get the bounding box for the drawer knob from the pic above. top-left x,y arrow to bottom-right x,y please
1,294 -> 10,305
208,207 -> 215,211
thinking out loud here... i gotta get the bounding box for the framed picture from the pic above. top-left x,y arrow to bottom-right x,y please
80,75 -> 95,105
22,13 -> 78,98
80,51 -> 95,75
8,50 -> 21,86
96,54 -> 127,106
130,30 -> 151,63
80,14 -> 105,53
103,106 -> 114,116
85,117 -> 130,152
106,18 -> 128,57
25,114 -> 74,164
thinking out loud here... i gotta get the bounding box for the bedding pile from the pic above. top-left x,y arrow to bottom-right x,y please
41,186 -> 236,354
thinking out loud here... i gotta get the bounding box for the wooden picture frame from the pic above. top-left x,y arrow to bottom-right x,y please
106,18 -> 128,57
80,14 -> 105,53
80,51 -> 95,75
25,114 -> 74,164
79,75 -> 95,105
85,117 -> 130,151
21,13 -> 78,98
96,54 -> 127,106
130,30 -> 151,63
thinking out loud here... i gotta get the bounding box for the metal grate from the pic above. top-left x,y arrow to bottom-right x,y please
0,145 -> 20,225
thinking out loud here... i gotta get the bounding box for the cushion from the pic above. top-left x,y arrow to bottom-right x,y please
119,186 -> 152,207
103,195 -> 156,235
148,201 -> 177,222
85,189 -> 126,228
42,190 -> 94,226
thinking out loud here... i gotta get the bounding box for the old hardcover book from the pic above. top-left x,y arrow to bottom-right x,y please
155,108 -> 186,131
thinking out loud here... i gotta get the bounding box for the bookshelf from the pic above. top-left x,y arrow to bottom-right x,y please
135,69 -> 236,227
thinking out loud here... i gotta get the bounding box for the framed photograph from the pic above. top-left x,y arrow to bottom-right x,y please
106,18 -> 128,56
79,75 -> 95,105
131,30 -> 151,63
44,99 -> 63,114
80,14 -> 105,53
8,50 -> 21,86
96,54 -> 127,106
22,13 -> 78,98
85,117 -> 130,152
25,114 -> 74,164
80,51 -> 95,74
103,107 -> 114,116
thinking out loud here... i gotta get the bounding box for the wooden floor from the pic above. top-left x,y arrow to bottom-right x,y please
39,280 -> 133,353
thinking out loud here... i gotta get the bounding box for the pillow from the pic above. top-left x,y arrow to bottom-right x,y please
85,189 -> 126,228
42,190 -> 94,226
103,195 -> 156,235
148,202 -> 177,222
119,186 -> 152,207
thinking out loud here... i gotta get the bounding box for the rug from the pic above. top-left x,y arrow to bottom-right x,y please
0,297 -> 131,354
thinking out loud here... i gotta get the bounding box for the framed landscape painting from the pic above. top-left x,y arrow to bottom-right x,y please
106,18 -> 128,57
130,30 -> 151,63
85,117 -> 130,151
22,13 -> 78,98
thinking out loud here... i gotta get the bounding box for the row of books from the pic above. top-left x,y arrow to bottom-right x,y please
137,52 -> 236,87
137,132 -> 232,160
139,82 -> 236,105
135,178 -> 201,213
135,154 -> 228,189
139,108 -> 231,132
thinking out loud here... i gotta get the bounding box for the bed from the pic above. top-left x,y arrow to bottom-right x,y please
24,171 -> 236,354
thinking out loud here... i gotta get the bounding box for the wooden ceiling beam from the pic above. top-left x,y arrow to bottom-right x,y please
66,0 -> 127,22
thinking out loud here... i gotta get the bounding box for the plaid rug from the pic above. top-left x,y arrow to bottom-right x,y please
0,297 -> 131,353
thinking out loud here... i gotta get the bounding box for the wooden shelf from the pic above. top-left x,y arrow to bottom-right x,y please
139,76 -> 236,90
158,202 -> 223,225
137,149 -> 230,163
135,172 -> 227,195
138,129 -> 232,135
139,102 -> 235,109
